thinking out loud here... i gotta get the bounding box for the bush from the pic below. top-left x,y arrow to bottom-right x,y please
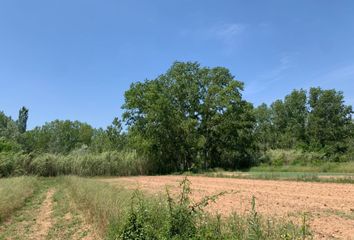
262,149 -> 326,166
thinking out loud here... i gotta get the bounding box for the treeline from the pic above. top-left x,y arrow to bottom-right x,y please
254,88 -> 354,158
0,114 -> 125,154
1,61 -> 353,176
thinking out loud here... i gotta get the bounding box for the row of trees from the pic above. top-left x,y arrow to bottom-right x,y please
0,110 -> 125,154
1,62 -> 353,174
254,88 -> 353,155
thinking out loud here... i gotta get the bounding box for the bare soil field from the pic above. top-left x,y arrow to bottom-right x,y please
101,176 -> 354,240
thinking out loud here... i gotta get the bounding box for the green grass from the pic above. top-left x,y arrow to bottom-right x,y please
195,170 -> 354,183
62,176 -> 132,236
250,161 -> 354,173
0,177 -> 38,222
183,160 -> 354,183
0,178 -> 100,240
0,177 -> 51,239
46,182 -> 98,239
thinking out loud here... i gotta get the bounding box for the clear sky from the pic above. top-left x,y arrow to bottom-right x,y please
1,0 -> 354,129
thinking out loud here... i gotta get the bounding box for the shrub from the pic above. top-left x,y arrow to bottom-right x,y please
263,149 -> 326,166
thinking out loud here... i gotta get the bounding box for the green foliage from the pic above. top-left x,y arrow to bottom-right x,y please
0,137 -> 20,153
261,149 -> 326,166
0,111 -> 19,141
21,120 -> 94,154
0,177 -> 38,222
123,61 -> 257,173
253,148 -> 354,173
248,196 -> 263,239
89,128 -> 112,153
254,103 -> 273,151
283,89 -> 308,148
63,176 -> 133,236
0,152 -> 32,177
106,117 -> 126,151
267,90 -> 308,149
166,177 -> 227,239
307,87 -> 353,154
0,150 -> 148,177
254,88 -> 353,158
1,63 -> 354,175
17,106 -> 29,134
30,153 -> 59,177
120,191 -> 164,240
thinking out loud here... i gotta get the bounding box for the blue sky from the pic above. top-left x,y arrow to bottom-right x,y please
1,0 -> 354,129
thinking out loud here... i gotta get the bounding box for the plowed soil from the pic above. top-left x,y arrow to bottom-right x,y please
101,176 -> 354,240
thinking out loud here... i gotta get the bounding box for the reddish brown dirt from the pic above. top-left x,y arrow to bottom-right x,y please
30,189 -> 55,240
101,176 -> 354,240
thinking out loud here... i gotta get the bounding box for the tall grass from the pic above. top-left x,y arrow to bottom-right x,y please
253,149 -> 354,173
61,176 -> 133,236
0,150 -> 149,177
0,176 -> 38,222
31,150 -> 149,176
63,176 -> 311,239
1,148 -> 353,177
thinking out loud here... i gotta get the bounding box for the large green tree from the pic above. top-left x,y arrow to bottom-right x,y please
123,62 -> 257,173
307,87 -> 353,154
256,87 -> 353,157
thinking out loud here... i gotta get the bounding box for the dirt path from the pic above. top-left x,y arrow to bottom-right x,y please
0,185 -> 50,239
30,189 -> 55,240
0,183 -> 99,240
101,176 -> 354,240
47,187 -> 101,240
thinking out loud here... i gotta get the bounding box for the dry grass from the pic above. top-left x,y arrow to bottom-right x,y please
0,176 -> 38,222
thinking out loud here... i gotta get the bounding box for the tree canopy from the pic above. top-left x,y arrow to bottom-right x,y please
254,87 -> 353,157
123,62 -> 257,172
